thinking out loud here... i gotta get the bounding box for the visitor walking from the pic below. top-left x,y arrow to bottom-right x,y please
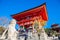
37,28 -> 41,40
53,34 -> 55,40
58,35 -> 60,40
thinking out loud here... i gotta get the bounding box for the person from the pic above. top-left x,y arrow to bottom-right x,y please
53,34 -> 55,40
24,32 -> 28,40
58,34 -> 60,40
27,27 -> 33,39
37,28 -> 41,40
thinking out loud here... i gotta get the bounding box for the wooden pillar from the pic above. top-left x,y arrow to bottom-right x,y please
38,16 -> 43,30
32,21 -> 34,33
38,21 -> 42,30
23,24 -> 25,29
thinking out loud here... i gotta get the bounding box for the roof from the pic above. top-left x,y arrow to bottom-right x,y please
51,24 -> 59,27
11,3 -> 48,26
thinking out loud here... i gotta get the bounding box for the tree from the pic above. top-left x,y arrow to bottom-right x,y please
0,17 -> 9,27
0,17 -> 9,35
44,28 -> 53,36
0,26 -> 6,35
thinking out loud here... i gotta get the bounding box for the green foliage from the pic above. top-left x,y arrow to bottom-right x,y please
0,26 -> 5,35
34,20 -> 39,29
44,28 -> 57,36
44,28 -> 51,33
44,28 -> 53,36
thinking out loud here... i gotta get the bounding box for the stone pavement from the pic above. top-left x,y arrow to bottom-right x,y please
0,37 -> 59,40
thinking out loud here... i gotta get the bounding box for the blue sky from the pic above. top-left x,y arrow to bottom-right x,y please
0,0 -> 60,28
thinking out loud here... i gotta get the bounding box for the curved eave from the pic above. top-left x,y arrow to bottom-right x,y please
11,3 -> 48,21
